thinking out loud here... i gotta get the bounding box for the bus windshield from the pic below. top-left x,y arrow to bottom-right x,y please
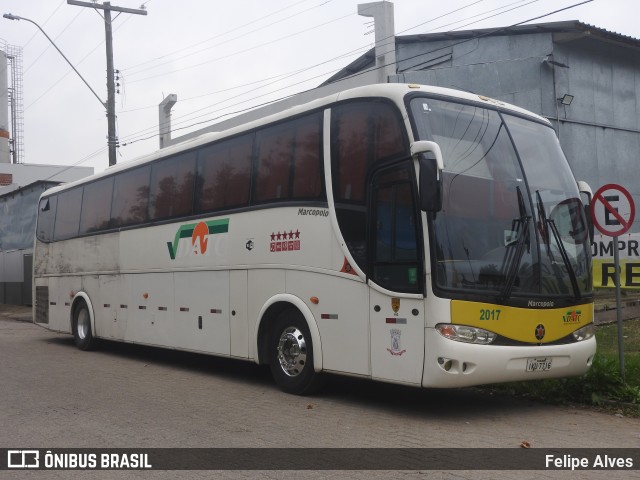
409,96 -> 592,301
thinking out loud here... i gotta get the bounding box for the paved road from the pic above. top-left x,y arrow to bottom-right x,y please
1,314 -> 639,480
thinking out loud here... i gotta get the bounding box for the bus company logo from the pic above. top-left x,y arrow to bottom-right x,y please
387,328 -> 406,356
535,324 -> 546,341
167,219 -> 229,260
270,229 -> 301,253
563,310 -> 582,324
8,450 -> 39,468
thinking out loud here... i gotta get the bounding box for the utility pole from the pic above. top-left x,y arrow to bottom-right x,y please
67,1 -> 147,166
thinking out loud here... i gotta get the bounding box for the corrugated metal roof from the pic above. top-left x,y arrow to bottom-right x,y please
396,20 -> 640,49
322,20 -> 640,85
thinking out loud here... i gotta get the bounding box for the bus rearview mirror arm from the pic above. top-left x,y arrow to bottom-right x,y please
411,141 -> 444,170
412,141 -> 444,212
577,180 -> 594,242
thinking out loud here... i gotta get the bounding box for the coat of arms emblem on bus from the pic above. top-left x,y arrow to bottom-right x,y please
387,328 -> 406,356
167,219 -> 230,260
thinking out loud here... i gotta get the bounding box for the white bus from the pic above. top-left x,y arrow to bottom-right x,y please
33,83 -> 596,394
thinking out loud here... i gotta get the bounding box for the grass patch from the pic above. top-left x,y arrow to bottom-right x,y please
596,318 -> 640,384
483,318 -> 640,415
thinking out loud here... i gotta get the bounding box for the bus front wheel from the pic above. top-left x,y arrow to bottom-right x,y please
269,310 -> 323,395
72,300 -> 98,351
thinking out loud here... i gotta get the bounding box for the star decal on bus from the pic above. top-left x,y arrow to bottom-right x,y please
270,229 -> 301,252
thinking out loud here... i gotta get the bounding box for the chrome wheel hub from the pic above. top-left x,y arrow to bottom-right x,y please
77,309 -> 90,340
276,326 -> 307,377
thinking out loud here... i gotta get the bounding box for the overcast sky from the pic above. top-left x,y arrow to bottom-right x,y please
1,0 -> 638,173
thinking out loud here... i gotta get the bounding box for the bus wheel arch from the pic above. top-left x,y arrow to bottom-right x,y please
255,295 -> 323,394
70,293 -> 98,351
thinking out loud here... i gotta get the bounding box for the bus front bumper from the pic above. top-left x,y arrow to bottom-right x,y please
422,327 -> 597,388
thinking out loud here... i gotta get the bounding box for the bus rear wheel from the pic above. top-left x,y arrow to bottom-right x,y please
269,310 -> 323,395
73,300 -> 98,351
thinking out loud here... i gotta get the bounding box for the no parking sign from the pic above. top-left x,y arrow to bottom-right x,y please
591,183 -> 635,382
591,183 -> 635,237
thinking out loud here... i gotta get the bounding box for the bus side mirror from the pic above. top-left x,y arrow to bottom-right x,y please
412,141 -> 443,212
577,180 -> 594,242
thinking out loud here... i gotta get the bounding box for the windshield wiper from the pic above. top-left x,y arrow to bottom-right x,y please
499,186 -> 530,302
536,191 -> 581,301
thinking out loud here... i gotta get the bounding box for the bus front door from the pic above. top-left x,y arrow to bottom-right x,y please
368,164 -> 425,385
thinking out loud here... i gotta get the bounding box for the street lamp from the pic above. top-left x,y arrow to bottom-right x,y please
3,12 -> 113,164
3,13 -> 105,108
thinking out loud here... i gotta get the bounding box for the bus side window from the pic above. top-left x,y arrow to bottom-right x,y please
37,196 -> 58,242
291,114 -> 323,199
111,166 -> 151,228
331,101 -> 409,273
79,177 -> 114,234
196,134 -> 252,213
150,152 -> 196,220
255,123 -> 294,202
53,187 -> 83,241
253,112 -> 324,204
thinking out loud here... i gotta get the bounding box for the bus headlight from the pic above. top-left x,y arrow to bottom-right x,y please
572,324 -> 595,342
436,324 -> 497,345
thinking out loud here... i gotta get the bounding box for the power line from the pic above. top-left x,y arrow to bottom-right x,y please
118,46 -> 368,115
24,8 -> 85,73
116,0 -> 523,137
22,0 -> 66,48
448,0 -> 541,31
38,145 -> 108,184
116,0 -> 525,117
125,7 -> 355,84
115,1 -> 490,117
118,0 -> 595,148
121,0 -> 324,75
396,0 -> 489,35
328,0 -> 595,85
43,0 -> 595,169
25,13 -> 136,111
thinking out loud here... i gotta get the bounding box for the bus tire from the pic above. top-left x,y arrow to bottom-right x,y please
72,300 -> 98,351
269,309 -> 323,395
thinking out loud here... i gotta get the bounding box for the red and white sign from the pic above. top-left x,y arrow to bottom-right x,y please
591,184 -> 635,237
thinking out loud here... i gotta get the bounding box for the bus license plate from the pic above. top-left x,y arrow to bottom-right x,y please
526,357 -> 552,372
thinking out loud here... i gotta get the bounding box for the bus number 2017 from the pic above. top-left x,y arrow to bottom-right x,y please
480,309 -> 501,321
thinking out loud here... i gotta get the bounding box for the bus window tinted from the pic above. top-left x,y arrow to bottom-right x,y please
37,196 -> 57,242
292,115 -> 323,198
331,100 -> 408,273
255,124 -> 293,202
332,101 -> 407,203
196,135 -> 252,213
111,166 -> 151,227
150,152 -> 195,220
53,187 -> 83,241
254,112 -> 323,203
79,177 -> 114,234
